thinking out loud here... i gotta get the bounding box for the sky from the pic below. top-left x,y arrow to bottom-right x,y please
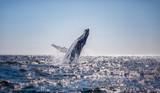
0,0 -> 160,56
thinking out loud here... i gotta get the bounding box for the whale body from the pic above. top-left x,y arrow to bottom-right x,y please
52,29 -> 89,63
63,29 -> 89,63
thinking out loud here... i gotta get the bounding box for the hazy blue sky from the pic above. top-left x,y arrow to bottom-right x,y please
0,0 -> 160,56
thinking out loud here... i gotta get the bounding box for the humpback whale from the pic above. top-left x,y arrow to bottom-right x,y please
52,29 -> 89,63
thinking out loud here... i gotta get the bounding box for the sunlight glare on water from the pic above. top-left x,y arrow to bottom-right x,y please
0,55 -> 160,92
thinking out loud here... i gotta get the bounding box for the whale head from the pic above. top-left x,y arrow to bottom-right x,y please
77,28 -> 89,48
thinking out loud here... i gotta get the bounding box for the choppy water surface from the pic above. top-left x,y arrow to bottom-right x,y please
0,55 -> 160,93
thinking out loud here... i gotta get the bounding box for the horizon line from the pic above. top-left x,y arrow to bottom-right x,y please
0,54 -> 160,57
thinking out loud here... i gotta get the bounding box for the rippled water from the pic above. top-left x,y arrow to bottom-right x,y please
0,55 -> 160,92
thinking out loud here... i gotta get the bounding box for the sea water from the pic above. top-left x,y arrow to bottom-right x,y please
0,55 -> 160,92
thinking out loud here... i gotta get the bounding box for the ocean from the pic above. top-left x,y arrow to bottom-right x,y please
0,55 -> 160,93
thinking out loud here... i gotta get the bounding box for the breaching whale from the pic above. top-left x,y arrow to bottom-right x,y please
52,28 -> 89,63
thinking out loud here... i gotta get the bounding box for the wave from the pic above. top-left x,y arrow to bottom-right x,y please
0,55 -> 160,92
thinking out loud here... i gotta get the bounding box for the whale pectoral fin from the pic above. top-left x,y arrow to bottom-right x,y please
51,44 -> 68,53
